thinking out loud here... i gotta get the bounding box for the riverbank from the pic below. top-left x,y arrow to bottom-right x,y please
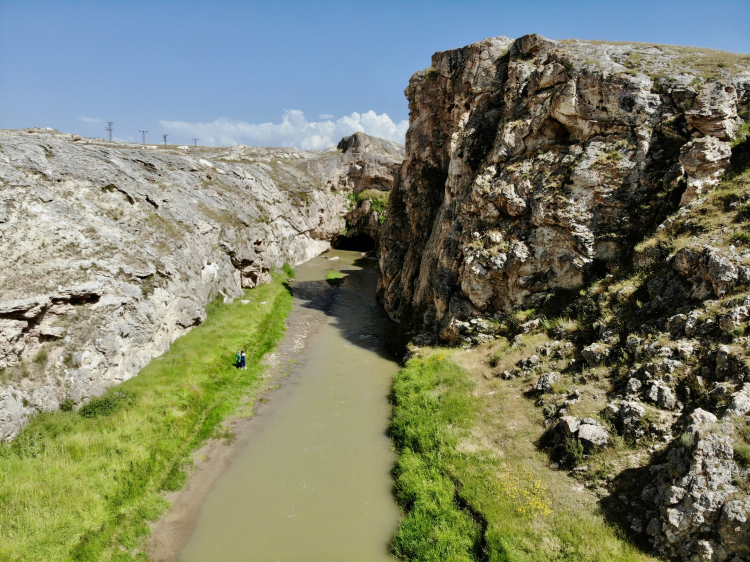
0,272 -> 294,562
147,260 -> 332,561
169,250 -> 400,562
389,346 -> 660,562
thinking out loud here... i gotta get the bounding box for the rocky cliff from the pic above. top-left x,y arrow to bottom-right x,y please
0,128 -> 400,440
379,34 -> 750,561
379,34 -> 750,340
300,131 -> 403,250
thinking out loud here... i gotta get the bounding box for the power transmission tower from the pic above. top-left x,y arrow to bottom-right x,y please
105,122 -> 114,141
192,138 -> 199,148
162,134 -> 168,147
139,130 -> 148,145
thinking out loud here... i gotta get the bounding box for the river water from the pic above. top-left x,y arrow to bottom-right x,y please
178,250 -> 400,562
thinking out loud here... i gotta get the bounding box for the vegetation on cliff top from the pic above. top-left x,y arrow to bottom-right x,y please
0,273 -> 293,561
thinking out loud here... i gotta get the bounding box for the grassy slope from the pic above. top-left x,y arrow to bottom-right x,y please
390,351 -> 659,562
0,274 -> 293,561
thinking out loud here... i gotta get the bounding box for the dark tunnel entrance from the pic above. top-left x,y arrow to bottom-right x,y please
333,233 -> 376,252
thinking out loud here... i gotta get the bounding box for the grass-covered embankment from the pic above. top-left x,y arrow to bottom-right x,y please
389,350 -> 659,562
0,272 -> 293,561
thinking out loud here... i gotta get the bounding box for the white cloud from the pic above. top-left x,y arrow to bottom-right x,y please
79,116 -> 102,123
159,109 -> 408,150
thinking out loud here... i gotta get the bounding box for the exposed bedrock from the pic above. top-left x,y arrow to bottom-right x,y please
377,33 -> 750,342
303,131 -> 404,252
0,129 -> 400,440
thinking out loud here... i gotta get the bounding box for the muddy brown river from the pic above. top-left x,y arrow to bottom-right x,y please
177,250 -> 400,561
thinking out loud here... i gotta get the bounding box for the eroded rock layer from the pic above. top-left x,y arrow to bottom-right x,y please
0,129 -> 355,440
378,34 -> 750,341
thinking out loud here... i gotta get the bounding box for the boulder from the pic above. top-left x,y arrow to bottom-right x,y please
685,81 -> 741,140
673,246 -> 739,298
582,343 -> 609,366
577,422 -> 609,450
724,388 -> 750,417
643,408 -> 745,561
645,381 -> 677,410
626,377 -> 642,396
718,498 -> 750,558
675,340 -> 695,360
619,401 -> 648,440
719,306 -> 749,333
519,318 -> 540,333
534,372 -> 559,394
555,416 -> 609,453
517,354 -> 541,370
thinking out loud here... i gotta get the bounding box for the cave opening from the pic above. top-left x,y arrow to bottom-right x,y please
333,233 -> 376,252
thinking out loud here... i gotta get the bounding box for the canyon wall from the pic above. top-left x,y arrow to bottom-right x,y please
0,129 -> 356,440
378,34 -> 750,341
302,131 -> 403,250
378,34 -> 750,561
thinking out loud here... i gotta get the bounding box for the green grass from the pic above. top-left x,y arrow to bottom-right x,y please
733,120 -> 750,148
346,189 -> 390,214
325,269 -> 346,286
282,261 -> 295,279
390,352 -> 658,562
325,269 -> 345,280
0,274 -> 293,561
735,443 -> 750,468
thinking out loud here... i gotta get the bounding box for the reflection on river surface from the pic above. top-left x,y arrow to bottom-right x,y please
179,250 -> 400,562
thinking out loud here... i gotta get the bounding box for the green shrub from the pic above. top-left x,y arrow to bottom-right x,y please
735,443 -> 750,468
732,120 -> 750,148
33,348 -> 48,365
564,436 -> 585,467
78,391 -> 135,419
59,398 -> 75,412
736,203 -> 750,221
488,352 -> 502,368
679,431 -> 697,449
731,232 -> 750,245
282,262 -> 295,279
346,189 -> 389,214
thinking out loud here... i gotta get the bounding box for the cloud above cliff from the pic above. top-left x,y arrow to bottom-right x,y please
159,110 -> 408,150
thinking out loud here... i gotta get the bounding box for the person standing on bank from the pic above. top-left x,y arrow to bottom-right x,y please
235,350 -> 242,368
240,351 -> 247,369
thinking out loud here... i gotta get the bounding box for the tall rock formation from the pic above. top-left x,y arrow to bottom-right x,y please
300,131 -> 404,250
378,34 -> 750,341
0,128 -> 399,440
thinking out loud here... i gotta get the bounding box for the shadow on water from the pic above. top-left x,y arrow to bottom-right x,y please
290,255 -> 399,363
175,248 -> 403,562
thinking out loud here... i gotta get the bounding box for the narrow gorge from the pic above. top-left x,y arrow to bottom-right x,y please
0,129 -> 397,440
1,31 -> 750,562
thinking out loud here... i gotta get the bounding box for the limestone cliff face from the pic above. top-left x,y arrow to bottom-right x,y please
0,129 -> 351,440
378,34 -> 750,341
300,132 -> 404,250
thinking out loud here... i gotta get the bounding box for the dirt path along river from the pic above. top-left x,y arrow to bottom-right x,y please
177,250 -> 400,561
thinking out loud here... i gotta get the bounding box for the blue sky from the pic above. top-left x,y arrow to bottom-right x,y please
1,0 -> 748,148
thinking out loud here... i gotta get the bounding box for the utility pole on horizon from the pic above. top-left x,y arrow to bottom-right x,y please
139,130 -> 148,145
162,134 -> 168,147
105,122 -> 114,141
192,138 -> 199,148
